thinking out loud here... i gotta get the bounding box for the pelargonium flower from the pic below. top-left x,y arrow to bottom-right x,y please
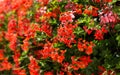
59,11 -> 75,24
57,24 -> 77,47
28,56 -> 40,75
94,30 -> 104,40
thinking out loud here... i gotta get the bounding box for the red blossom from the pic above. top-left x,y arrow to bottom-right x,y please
28,56 -> 40,75
0,58 -> 12,71
40,42 -> 65,63
83,26 -> 93,35
5,33 -> 17,51
21,38 -> 29,51
94,30 -> 104,40
84,9 -> 92,16
92,6 -> 98,17
71,56 -> 92,70
13,68 -> 26,75
40,23 -> 52,36
44,71 -> 53,75
85,45 -> 93,55
60,11 -> 75,24
77,39 -> 94,55
0,50 -> 4,60
13,51 -> 21,67
40,42 -> 54,59
57,24 -> 77,47
101,26 -> 108,33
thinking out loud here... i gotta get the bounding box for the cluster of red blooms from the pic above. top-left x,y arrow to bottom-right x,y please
83,6 -> 98,17
94,26 -> 108,40
57,24 -> 77,47
5,19 -> 17,51
70,56 -> 92,70
40,42 -> 66,63
13,68 -> 26,75
1,0 -> 119,75
77,38 -> 95,55
59,11 -> 75,24
40,23 -> 52,36
65,2 -> 83,15
83,25 -> 108,40
28,56 -> 40,75
0,50 -> 12,71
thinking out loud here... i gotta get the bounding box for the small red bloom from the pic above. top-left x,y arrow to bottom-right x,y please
83,26 -> 92,35
84,9 -> 92,16
0,50 -> 4,60
101,26 -> 108,33
0,58 -> 12,71
92,6 -> 98,17
40,23 -> 52,36
21,38 -> 29,51
60,11 -> 75,24
94,30 -> 104,40
13,51 -> 20,67
13,68 -> 26,75
85,45 -> 93,55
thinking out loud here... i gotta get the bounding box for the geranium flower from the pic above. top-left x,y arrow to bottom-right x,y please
94,30 -> 104,40
0,50 -> 4,60
0,58 -> 12,71
28,56 -> 40,75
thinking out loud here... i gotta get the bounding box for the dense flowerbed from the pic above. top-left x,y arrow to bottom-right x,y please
0,0 -> 120,75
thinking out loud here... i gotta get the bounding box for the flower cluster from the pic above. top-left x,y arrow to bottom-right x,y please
0,0 -> 120,75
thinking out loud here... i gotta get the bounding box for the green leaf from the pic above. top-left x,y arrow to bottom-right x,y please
74,26 -> 85,36
115,24 -> 120,32
116,35 -> 120,46
116,61 -> 120,69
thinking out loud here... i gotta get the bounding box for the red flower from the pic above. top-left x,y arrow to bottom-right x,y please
77,39 -> 94,55
85,45 -> 93,55
77,42 -> 84,52
101,26 -> 108,33
13,51 -> 20,67
8,19 -> 17,33
13,68 -> 26,75
0,50 -> 4,60
0,14 -> 4,21
84,9 -> 92,16
40,23 -> 52,36
71,56 -> 92,70
94,30 -> 104,40
57,24 -> 77,47
0,58 -> 12,71
44,71 -> 53,75
92,6 -> 98,17
40,42 -> 54,59
83,26 -> 92,35
59,11 -> 75,24
28,56 -> 40,75
21,38 -> 29,51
